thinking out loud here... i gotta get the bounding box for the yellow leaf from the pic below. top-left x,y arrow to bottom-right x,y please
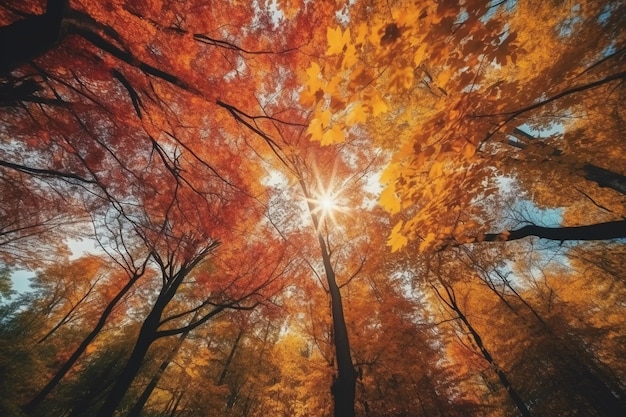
306,117 -> 323,140
355,23 -> 368,45
326,26 -> 350,55
371,93 -> 389,116
305,62 -> 324,92
327,75 -> 342,95
428,161 -> 443,179
413,44 -> 427,67
346,103 -> 367,125
318,108 -> 332,128
379,163 -> 397,185
419,232 -> 436,252
436,68 -> 453,87
463,143 -> 476,159
387,221 -> 408,252
299,88 -> 318,106
379,185 -> 401,214
320,124 -> 345,145
342,44 -> 358,69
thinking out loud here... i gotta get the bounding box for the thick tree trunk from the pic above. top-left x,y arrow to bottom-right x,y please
483,219 -> 626,243
318,234 -> 357,417
301,179 -> 357,417
0,0 -> 68,74
126,328 -> 192,417
94,306 -> 162,417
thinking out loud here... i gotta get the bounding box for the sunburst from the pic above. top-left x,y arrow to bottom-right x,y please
306,162 -> 350,230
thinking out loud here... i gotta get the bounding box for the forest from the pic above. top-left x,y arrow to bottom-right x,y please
0,0 -> 625,416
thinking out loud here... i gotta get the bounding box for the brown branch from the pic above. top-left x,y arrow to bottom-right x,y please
0,159 -> 95,183
481,219 -> 626,243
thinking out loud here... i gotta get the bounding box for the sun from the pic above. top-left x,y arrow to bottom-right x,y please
318,193 -> 338,213
307,187 -> 349,231
304,159 -> 351,231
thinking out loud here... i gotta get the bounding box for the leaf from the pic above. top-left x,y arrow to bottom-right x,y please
355,23 -> 368,46
428,162 -> 443,179
320,124 -> 345,145
436,69 -> 453,87
326,26 -> 350,56
413,44 -> 427,67
346,103 -> 367,125
371,93 -> 389,116
318,108 -> 332,128
379,185 -> 401,214
387,221 -> 408,252
419,232 -> 436,252
305,62 -> 324,92
299,88 -> 321,106
342,44 -> 358,69
306,117 -> 324,141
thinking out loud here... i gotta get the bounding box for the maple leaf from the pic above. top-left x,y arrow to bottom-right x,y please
342,44 -> 358,69
419,232 -> 436,252
413,44 -> 427,67
387,221 -> 408,252
346,103 -> 367,125
305,62 -> 324,92
379,185 -> 401,214
318,108 -> 332,128
326,26 -> 351,56
371,93 -> 389,116
306,117 -> 324,140
320,124 -> 345,145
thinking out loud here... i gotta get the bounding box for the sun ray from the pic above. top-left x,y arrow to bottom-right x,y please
305,161 -> 351,231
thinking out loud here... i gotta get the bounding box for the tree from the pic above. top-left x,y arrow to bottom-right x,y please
2,1 -> 626,416
301,0 -> 626,252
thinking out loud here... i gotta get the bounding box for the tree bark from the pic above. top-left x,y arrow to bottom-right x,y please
94,299 -> 163,417
583,164 -> 626,196
303,179 -> 357,417
95,245 -> 216,417
506,128 -> 626,196
0,0 -> 68,74
483,219 -> 626,243
317,224 -> 357,417
217,328 -> 244,386
126,327 -> 192,417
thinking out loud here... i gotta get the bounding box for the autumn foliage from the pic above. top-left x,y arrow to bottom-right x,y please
1,1 -> 625,416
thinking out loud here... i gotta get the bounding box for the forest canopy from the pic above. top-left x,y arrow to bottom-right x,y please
1,1 -> 625,416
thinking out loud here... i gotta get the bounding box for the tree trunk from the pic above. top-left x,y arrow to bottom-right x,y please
318,233 -> 357,417
483,219 -> 626,243
23,270 -> 143,414
94,306 -> 161,417
435,283 -> 533,417
301,179 -> 357,417
0,0 -> 68,74
67,355 -> 122,417
126,328 -> 192,417
217,328 -> 244,386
